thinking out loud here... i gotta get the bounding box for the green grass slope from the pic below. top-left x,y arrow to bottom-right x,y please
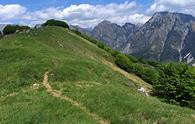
0,26 -> 195,124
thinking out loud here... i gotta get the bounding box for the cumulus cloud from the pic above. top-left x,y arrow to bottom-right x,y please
0,4 -> 26,21
24,7 -> 64,21
1,1 -> 195,28
0,1 -> 150,28
60,1 -> 150,27
147,0 -> 195,16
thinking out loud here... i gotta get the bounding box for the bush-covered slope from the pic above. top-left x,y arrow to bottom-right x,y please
0,27 -> 195,124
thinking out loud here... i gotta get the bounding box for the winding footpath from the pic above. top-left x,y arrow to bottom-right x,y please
43,72 -> 110,124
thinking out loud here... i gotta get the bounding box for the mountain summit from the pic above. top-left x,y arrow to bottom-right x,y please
91,20 -> 138,51
126,12 -> 195,62
88,12 -> 195,63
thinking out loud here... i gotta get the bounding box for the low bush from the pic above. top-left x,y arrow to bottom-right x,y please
115,54 -> 133,71
96,42 -> 106,49
154,63 -> 195,109
42,19 -> 69,29
3,25 -> 30,35
126,55 -> 139,63
109,50 -> 121,57
115,54 -> 159,85
134,64 -> 159,85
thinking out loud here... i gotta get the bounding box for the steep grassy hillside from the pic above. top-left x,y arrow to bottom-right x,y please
0,26 -> 195,124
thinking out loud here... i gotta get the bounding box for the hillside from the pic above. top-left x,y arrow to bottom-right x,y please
0,26 -> 195,124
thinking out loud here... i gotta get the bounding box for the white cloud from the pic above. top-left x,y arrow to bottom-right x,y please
58,1 -> 150,27
24,7 -> 64,21
156,0 -> 195,7
61,1 -> 150,27
0,4 -> 26,21
0,1 -> 150,28
147,0 -> 195,16
1,1 -> 195,28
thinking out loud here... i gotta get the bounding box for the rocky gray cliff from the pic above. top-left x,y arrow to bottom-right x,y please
91,20 -> 138,51
71,12 -> 195,64
125,12 -> 195,62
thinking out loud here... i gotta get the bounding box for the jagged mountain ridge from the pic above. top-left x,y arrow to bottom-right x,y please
73,12 -> 195,63
70,21 -> 138,51
91,20 -> 138,51
126,12 -> 195,62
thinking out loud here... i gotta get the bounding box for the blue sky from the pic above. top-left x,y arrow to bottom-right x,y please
0,0 -> 195,27
0,0 -> 152,10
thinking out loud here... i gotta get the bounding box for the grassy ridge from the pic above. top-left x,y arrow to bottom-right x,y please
0,26 -> 195,124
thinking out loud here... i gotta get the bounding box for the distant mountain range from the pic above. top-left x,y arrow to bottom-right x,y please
91,21 -> 138,51
1,12 -> 194,64
126,12 -> 195,63
71,12 -> 195,64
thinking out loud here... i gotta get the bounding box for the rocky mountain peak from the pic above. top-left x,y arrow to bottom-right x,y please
72,12 -> 195,64
92,20 -> 138,51
122,23 -> 137,30
97,20 -> 112,26
150,11 -> 195,24
125,12 -> 195,62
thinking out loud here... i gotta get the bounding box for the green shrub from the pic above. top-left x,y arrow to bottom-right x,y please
154,63 -> 195,109
136,64 -> 159,85
137,57 -> 148,64
147,60 -> 160,67
96,42 -> 106,49
104,46 -> 112,52
3,25 -> 17,35
115,54 -> 159,85
115,54 -> 133,71
42,19 -> 69,29
109,50 -> 121,57
126,55 -> 139,63
71,29 -> 82,35
3,25 -> 30,35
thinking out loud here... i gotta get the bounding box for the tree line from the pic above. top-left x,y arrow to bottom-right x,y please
1,19 -> 69,35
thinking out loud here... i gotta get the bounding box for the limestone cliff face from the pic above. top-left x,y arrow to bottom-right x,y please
72,12 -> 195,64
91,20 -> 138,51
125,12 -> 195,62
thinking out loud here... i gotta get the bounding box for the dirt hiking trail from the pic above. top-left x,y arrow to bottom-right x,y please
43,72 -> 110,124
